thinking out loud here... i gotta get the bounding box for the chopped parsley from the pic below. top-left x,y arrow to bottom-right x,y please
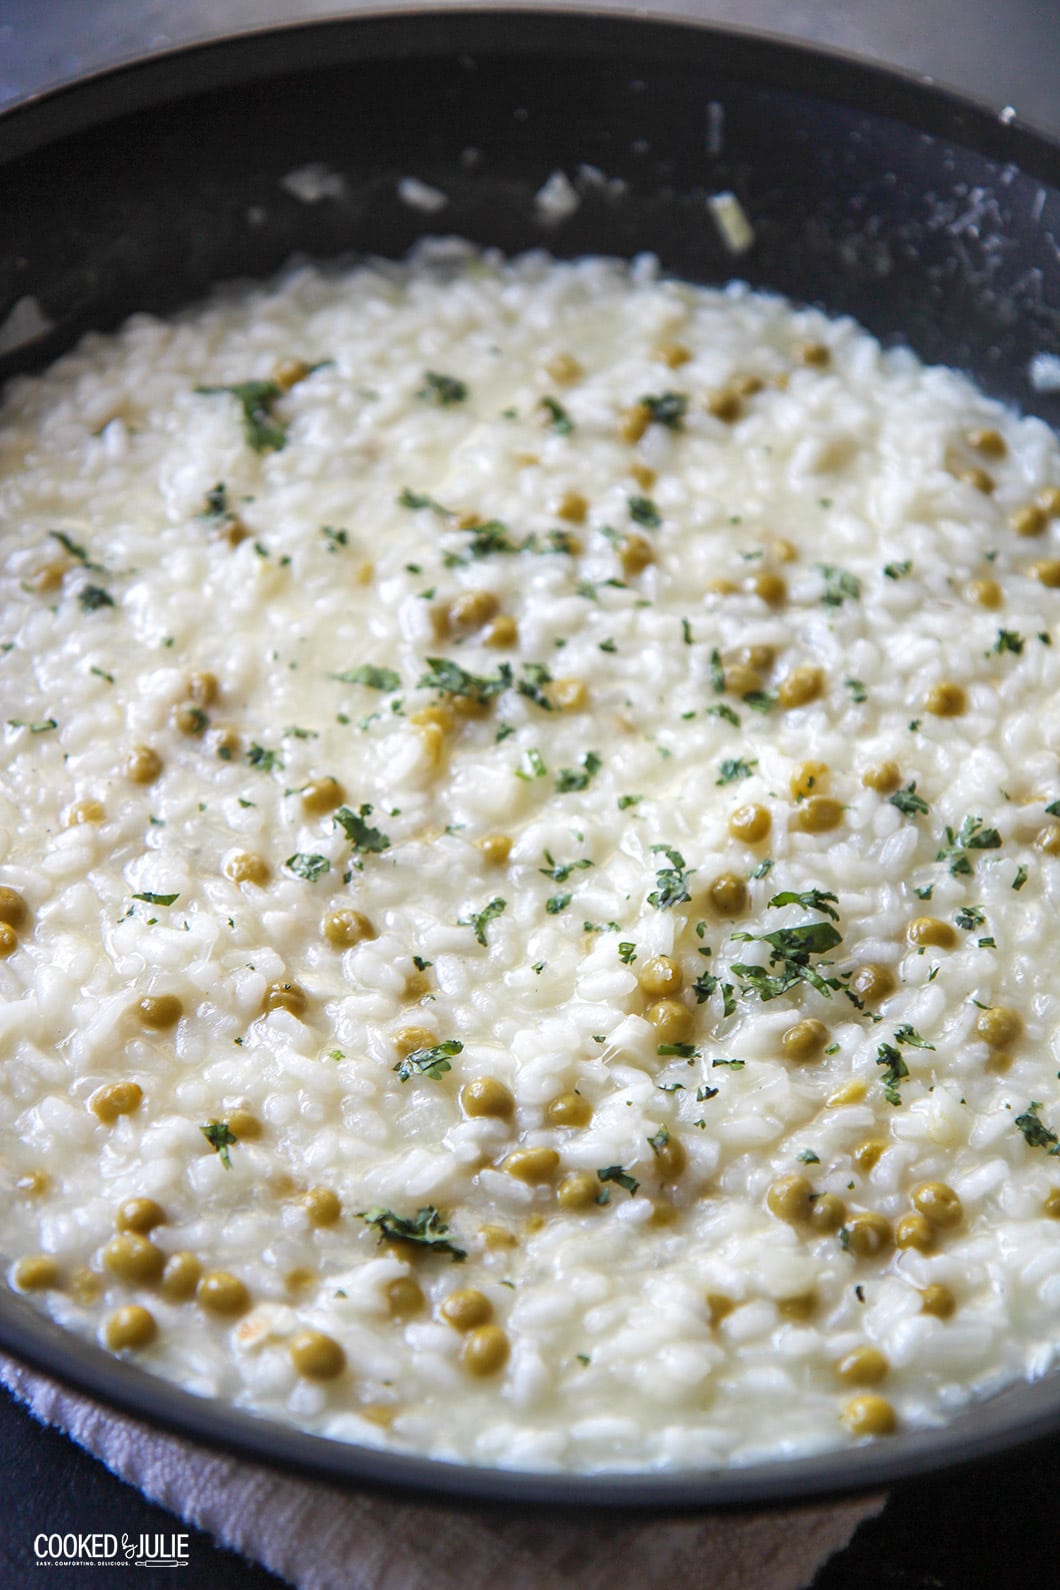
546,893 -> 572,914
618,942 -> 637,965
707,703 -> 741,727
418,371 -> 467,406
732,919 -> 843,1001
394,1038 -> 462,1083
716,757 -> 757,786
333,664 -> 401,691
647,1126 -> 673,1156
741,690 -> 778,714
131,891 -> 180,906
199,482 -> 232,521
628,495 -> 661,528
768,888 -> 840,922
797,1149 -> 820,1163
617,793 -> 643,810
359,1205 -> 466,1259
51,529 -> 102,569
1014,1102 -> 1059,1153
555,751 -> 602,792
648,845 -> 693,910
937,815 -> 1002,875
7,718 -> 57,734
993,629 -> 1025,655
876,1042 -> 909,1106
419,657 -> 510,708
246,744 -> 283,773
517,747 -> 547,781
540,396 -> 574,434
285,852 -> 331,882
597,1165 -> 639,1197
883,560 -> 912,580
955,904 -> 986,930
691,968 -> 719,1004
1013,865 -> 1029,892
657,1043 -> 697,1059
889,782 -> 930,817
196,379 -> 287,452
894,1024 -> 934,1050
539,852 -> 593,883
709,647 -> 725,693
818,564 -> 861,607
333,804 -> 391,854
639,392 -> 688,430
445,519 -> 521,563
509,662 -> 552,713
78,584 -> 115,612
398,487 -> 452,514
321,525 -> 348,551
200,1120 -> 237,1169
459,896 -> 507,946
844,677 -> 867,704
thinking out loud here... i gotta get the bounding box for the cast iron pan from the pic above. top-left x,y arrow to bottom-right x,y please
0,6 -> 1058,1511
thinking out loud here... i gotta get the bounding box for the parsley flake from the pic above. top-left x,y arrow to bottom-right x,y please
540,396 -> 574,434
876,1043 -> 909,1106
334,664 -> 401,691
628,495 -> 661,528
818,564 -> 861,607
459,896 -> 507,946
196,379 -> 287,452
648,845 -> 693,910
200,1120 -> 238,1169
1014,1102 -> 1059,1154
359,1205 -> 466,1259
419,371 -> 467,406
285,853 -> 330,882
768,888 -> 840,921
889,782 -> 930,817
555,752 -> 602,793
639,392 -> 688,431
334,804 -> 390,854
597,1165 -> 639,1197
394,1038 -> 462,1083
78,584 -> 115,612
716,757 -> 757,786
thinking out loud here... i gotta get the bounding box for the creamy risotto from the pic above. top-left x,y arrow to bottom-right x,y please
1,248 -> 1060,1472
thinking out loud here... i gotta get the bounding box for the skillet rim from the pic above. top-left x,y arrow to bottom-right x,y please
0,4 -> 1058,1512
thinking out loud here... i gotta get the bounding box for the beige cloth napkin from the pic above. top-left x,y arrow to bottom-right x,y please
0,1351 -> 884,1589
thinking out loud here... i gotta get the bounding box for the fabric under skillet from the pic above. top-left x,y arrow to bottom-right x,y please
0,1351 -> 883,1590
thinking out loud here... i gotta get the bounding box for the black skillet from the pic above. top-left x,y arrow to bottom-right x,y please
0,7 -> 1058,1511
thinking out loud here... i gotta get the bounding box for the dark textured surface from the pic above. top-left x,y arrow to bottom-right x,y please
0,1386 -> 286,1588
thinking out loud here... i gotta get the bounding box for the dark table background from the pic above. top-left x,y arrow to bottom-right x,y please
1,2 -> 1058,1585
